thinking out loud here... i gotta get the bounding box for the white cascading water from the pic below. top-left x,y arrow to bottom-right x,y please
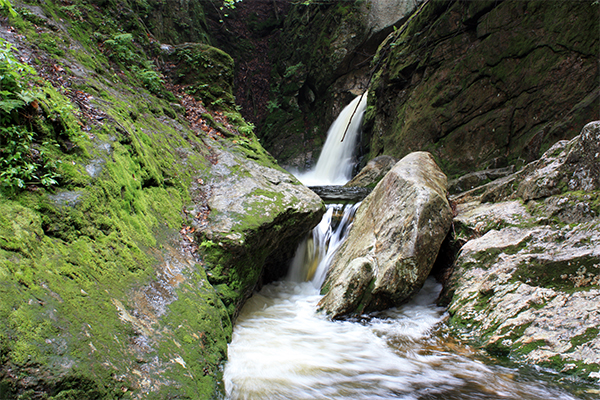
286,203 -> 361,287
298,92 -> 368,186
223,94 -> 584,400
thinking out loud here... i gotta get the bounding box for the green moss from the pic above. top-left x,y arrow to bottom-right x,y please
570,328 -> 599,349
172,43 -> 236,111
511,255 -> 600,291
0,5 -> 246,394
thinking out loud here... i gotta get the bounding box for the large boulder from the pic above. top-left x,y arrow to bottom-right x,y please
198,142 -> 324,320
441,122 -> 600,381
319,152 -> 452,318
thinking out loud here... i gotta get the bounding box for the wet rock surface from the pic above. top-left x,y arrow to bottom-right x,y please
199,146 -> 324,320
319,152 -> 452,318
442,122 -> 600,381
448,166 -> 514,195
308,185 -> 372,202
365,0 -> 599,177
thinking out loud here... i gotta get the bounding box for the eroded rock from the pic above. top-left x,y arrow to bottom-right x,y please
442,123 -> 600,380
319,152 -> 452,318
443,211 -> 600,380
454,121 -> 600,204
199,146 -> 324,320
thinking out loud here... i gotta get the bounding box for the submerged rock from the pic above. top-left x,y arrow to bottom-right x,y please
442,122 -> 600,381
319,152 -> 452,318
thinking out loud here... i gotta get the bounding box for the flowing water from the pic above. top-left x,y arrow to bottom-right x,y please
298,92 -> 368,186
224,205 -> 589,400
223,95 -> 594,399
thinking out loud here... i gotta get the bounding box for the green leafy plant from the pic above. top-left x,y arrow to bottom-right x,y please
0,0 -> 16,17
283,62 -> 305,79
200,239 -> 218,249
103,33 -> 139,65
0,126 -> 61,190
266,99 -> 280,113
131,66 -> 164,95
0,40 -> 38,120
0,39 -> 60,192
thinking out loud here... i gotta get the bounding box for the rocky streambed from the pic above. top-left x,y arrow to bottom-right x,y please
292,121 -> 600,386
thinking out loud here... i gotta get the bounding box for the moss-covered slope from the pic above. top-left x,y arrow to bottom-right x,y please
0,1 -> 322,398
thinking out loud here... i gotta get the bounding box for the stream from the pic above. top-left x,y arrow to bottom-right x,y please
224,205 -> 588,400
223,94 -> 594,399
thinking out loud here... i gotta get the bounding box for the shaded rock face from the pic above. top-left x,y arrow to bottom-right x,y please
447,166 -> 514,195
454,121 -> 600,203
258,0 -> 421,170
345,155 -> 398,188
441,123 -> 600,381
144,0 -> 211,45
365,0 -> 599,177
319,152 -> 452,319
308,185 -> 372,203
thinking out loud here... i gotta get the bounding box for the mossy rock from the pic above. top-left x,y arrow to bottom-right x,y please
170,43 -> 236,110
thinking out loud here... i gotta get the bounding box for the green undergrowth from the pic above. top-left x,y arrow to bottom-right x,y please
0,1 -> 268,397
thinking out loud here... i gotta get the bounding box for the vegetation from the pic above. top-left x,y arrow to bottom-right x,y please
0,0 -> 269,397
0,41 -> 63,193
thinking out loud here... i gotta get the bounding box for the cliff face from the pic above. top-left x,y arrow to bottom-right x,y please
0,1 -> 322,398
364,0 -> 599,177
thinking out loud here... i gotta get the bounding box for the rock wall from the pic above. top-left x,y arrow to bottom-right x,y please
257,0 -> 421,171
365,0 -> 599,178
440,122 -> 600,381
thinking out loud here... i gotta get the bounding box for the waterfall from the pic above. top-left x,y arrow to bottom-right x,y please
287,203 -> 360,287
299,92 -> 368,186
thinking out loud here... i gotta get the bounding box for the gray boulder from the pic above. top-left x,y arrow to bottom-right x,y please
345,155 -> 398,188
199,145 -> 325,320
441,194 -> 600,381
454,121 -> 600,204
319,152 -> 452,319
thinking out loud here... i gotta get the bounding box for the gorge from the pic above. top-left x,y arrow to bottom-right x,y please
0,0 -> 598,399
